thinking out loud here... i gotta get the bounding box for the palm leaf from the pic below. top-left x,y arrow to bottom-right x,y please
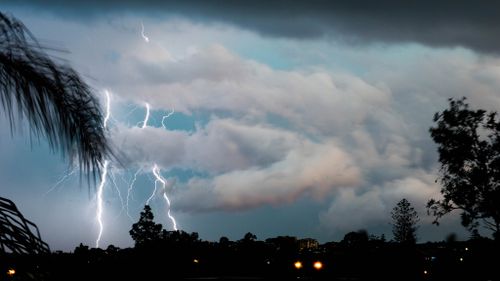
0,12 -> 111,184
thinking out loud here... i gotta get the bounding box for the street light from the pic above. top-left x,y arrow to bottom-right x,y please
7,268 -> 15,277
313,261 -> 323,270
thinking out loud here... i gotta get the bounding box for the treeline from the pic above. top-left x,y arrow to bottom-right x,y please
3,202 -> 500,280
4,228 -> 500,281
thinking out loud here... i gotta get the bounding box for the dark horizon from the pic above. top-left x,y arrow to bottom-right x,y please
4,227 -> 500,281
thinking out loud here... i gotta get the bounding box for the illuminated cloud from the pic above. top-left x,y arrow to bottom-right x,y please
3,7 -> 500,249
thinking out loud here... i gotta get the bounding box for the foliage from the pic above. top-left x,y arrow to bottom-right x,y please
0,12 -> 111,182
129,205 -> 163,247
219,236 -> 230,246
445,232 -> 457,244
391,198 -> 419,244
241,232 -> 257,242
428,98 -> 500,239
74,243 -> 89,255
161,229 -> 200,245
341,229 -> 369,248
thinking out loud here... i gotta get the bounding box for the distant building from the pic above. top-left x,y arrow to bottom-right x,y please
298,238 -> 319,251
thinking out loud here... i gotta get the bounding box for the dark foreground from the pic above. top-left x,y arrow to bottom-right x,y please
2,239 -> 500,281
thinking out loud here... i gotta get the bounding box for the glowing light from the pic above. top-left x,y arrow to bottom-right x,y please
159,107 -> 178,230
125,168 -> 142,220
140,103 -> 155,206
163,193 -> 178,230
45,167 -> 77,195
109,170 -> 126,217
103,90 -> 111,128
145,175 -> 157,206
193,259 -> 199,264
459,257 -> 464,262
96,160 -> 109,248
294,261 -> 303,269
141,21 -> 149,42
161,108 -> 175,129
95,89 -> 112,248
465,247 -> 469,251
141,103 -> 150,128
313,261 -> 323,270
152,164 -> 178,230
7,268 -> 15,276
423,270 -> 428,275
137,104 -> 178,229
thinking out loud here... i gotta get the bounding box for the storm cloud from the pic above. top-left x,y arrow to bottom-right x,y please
4,0 -> 500,54
2,5 -> 499,248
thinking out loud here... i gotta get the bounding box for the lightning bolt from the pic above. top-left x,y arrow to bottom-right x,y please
125,168 -> 142,220
103,90 -> 111,128
44,167 -> 77,196
109,170 -> 126,218
92,25 -> 180,245
140,103 -> 150,128
161,108 -> 175,129
140,104 -> 156,208
163,193 -> 177,230
95,89 -> 112,248
145,171 -> 158,206
159,108 -> 178,230
96,160 -> 109,248
153,164 -> 178,230
141,21 -> 150,43
136,103 -> 179,230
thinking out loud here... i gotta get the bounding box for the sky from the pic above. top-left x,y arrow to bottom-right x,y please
2,1 -> 500,251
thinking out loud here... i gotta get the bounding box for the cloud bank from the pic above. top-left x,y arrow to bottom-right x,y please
4,10 -> 500,247
4,0 -> 500,54
102,40 -> 500,239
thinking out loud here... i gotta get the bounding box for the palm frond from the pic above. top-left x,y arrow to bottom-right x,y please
0,12 -> 111,184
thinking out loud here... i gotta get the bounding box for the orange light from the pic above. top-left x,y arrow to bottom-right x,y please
313,261 -> 323,270
7,269 -> 15,276
294,261 -> 303,269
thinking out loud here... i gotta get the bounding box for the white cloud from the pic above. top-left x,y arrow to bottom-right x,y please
113,117 -> 362,211
185,118 -> 305,174
107,41 -> 500,219
6,13 -> 500,248
105,43 -> 393,212
174,140 -> 361,211
211,140 -> 361,209
112,118 -> 302,172
99,42 -> 500,242
106,44 -> 392,137
318,170 -> 447,236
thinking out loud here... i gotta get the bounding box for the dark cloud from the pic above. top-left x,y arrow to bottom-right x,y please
3,0 -> 500,53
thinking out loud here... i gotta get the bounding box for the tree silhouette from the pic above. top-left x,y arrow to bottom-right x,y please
74,243 -> 89,255
0,12 -> 110,181
341,229 -> 369,248
428,98 -> 500,239
161,229 -> 200,245
129,205 -> 162,247
242,232 -> 257,242
219,236 -> 230,246
391,198 -> 419,244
